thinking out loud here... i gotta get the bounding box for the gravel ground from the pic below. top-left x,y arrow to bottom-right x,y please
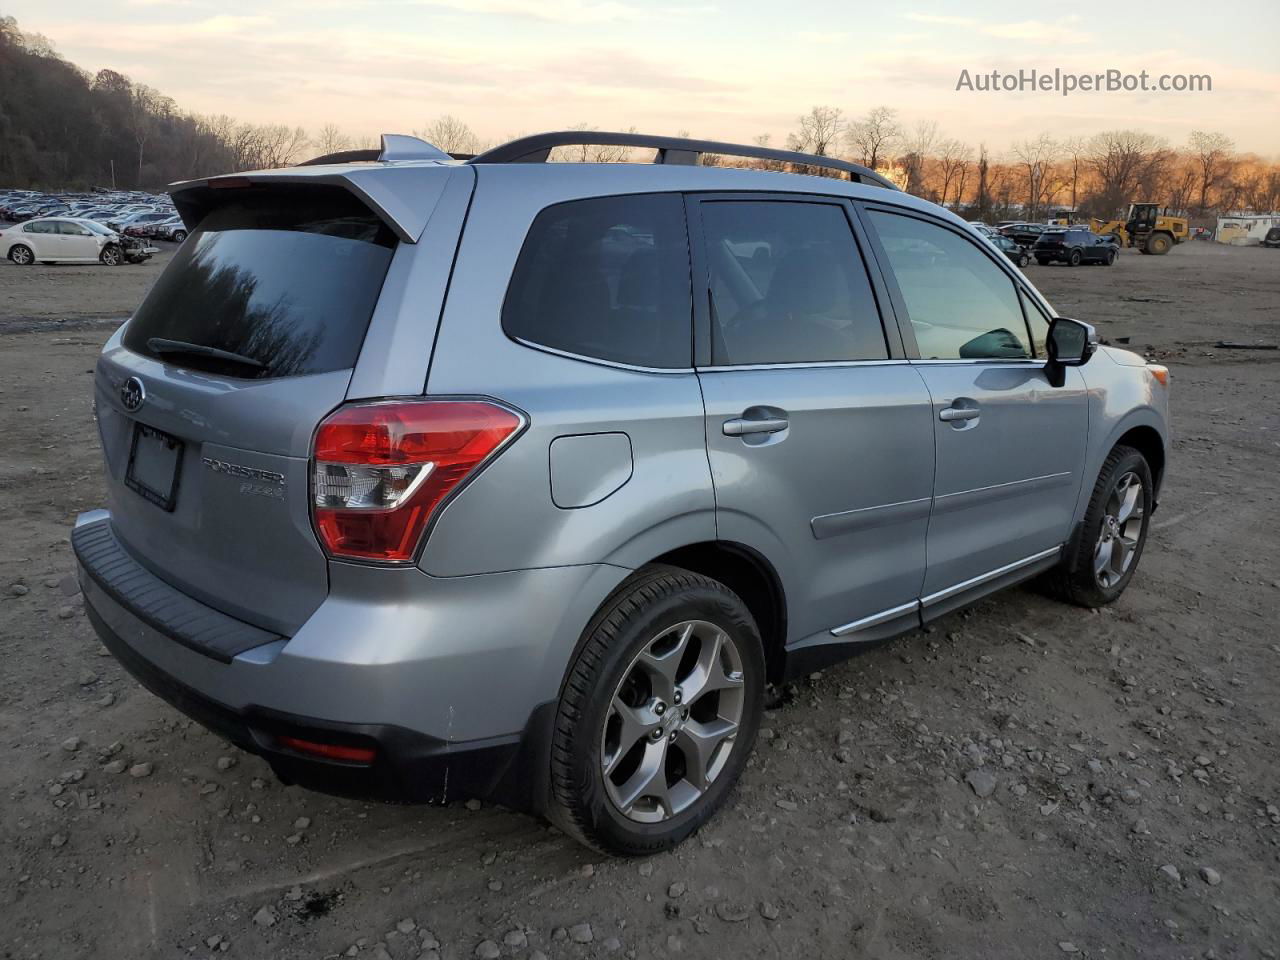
1,240 -> 1278,959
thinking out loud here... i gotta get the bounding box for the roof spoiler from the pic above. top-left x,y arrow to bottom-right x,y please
298,134 -> 452,167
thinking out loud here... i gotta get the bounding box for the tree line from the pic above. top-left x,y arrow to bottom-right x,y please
3,18 -> 1277,222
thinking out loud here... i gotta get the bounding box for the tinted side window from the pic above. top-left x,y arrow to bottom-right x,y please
867,210 -> 1031,360
502,193 -> 692,368
700,201 -> 887,365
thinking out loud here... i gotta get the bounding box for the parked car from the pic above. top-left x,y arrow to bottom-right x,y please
72,131 -> 1169,855
968,221 -> 999,239
2,216 -> 155,265
1000,222 -> 1050,247
108,210 -> 171,233
986,232 -> 1031,267
152,216 -> 189,242
1034,227 -> 1119,266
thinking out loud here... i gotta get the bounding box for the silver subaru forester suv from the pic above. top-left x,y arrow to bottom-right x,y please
73,132 -> 1169,855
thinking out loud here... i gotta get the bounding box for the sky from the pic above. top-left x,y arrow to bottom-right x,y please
15,0 -> 1280,157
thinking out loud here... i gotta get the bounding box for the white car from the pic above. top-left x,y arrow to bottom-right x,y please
2,216 -> 143,265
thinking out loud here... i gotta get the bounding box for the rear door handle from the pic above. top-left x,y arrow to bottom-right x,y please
938,406 -> 980,422
723,416 -> 789,436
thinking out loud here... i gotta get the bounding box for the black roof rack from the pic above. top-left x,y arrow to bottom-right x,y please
468,131 -> 899,190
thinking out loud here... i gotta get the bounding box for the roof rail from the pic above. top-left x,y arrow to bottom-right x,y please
298,133 -> 451,167
468,131 -> 899,190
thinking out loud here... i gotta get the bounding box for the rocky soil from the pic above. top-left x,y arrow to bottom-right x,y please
1,241 -> 1277,959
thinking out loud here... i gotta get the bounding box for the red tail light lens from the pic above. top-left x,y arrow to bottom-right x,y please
311,399 -> 523,563
277,736 -> 376,764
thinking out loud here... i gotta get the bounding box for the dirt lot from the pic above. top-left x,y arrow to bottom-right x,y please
1,241 -> 1278,960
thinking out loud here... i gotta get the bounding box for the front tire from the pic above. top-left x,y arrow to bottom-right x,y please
172,230 -> 187,243
550,565 -> 765,855
1046,445 -> 1153,607
9,244 -> 34,265
100,244 -> 122,266
1018,252 -> 1030,267
1068,249 -> 1082,266
1106,249 -> 1117,266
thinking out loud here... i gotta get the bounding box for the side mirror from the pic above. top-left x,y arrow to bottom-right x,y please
1045,317 -> 1098,387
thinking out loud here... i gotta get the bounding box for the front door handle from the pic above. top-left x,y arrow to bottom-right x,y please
939,406 -> 980,422
723,416 -> 789,436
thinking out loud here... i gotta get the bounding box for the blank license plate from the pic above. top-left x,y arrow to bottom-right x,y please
125,423 -> 185,511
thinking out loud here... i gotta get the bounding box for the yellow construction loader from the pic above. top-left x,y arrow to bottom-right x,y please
1091,202 -> 1188,255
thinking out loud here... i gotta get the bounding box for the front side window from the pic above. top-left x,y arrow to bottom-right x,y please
699,200 -> 888,365
868,210 -> 1031,360
502,193 -> 692,368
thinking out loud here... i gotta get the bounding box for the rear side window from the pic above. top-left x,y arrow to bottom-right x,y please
700,200 -> 888,365
868,210 -> 1031,361
123,187 -> 395,379
502,193 -> 692,368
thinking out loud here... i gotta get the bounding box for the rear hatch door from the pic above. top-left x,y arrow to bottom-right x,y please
94,183 -> 399,635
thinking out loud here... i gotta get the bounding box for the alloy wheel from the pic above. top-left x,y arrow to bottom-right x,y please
1094,471 -> 1145,588
600,620 -> 745,823
11,245 -> 32,265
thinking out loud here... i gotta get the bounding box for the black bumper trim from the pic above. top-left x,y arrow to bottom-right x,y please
72,518 -> 279,664
84,599 -> 551,809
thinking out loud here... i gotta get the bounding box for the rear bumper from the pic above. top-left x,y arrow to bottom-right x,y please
73,509 -> 623,807
86,597 -> 547,804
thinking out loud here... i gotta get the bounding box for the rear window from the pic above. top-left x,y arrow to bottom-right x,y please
502,193 -> 692,369
123,187 -> 396,379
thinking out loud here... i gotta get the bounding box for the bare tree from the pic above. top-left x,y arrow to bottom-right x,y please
847,106 -> 901,171
1188,130 -> 1235,215
935,139 -> 973,209
415,114 -> 480,155
896,121 -> 938,195
973,145 -> 992,219
1060,136 -> 1089,214
315,123 -> 352,156
787,106 -> 845,165
127,84 -> 167,185
1087,130 -> 1171,216
1011,134 -> 1059,220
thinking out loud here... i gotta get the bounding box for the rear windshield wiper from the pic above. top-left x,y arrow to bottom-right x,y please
146,338 -> 265,371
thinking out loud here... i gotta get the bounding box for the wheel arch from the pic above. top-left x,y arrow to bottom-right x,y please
649,540 -> 789,685
1114,424 -> 1166,496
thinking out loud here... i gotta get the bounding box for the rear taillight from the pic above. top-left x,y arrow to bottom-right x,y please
311,399 -> 523,563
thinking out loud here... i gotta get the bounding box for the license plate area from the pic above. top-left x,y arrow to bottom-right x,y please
125,423 -> 185,511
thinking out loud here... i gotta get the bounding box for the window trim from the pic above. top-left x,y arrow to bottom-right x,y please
854,201 -> 1042,363
684,190 -> 903,370
498,190 -> 696,373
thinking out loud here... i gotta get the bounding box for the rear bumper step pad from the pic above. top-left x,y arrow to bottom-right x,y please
72,517 -> 280,663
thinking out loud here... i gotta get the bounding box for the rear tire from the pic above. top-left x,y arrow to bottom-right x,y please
1068,249 -> 1082,266
1045,445 -> 1153,608
549,565 -> 765,855
172,230 -> 187,243
9,244 -> 34,265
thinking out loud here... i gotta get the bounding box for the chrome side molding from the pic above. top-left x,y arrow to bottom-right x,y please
829,545 -> 1063,638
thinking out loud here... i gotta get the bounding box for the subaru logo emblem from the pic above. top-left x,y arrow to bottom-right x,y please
120,376 -> 146,413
